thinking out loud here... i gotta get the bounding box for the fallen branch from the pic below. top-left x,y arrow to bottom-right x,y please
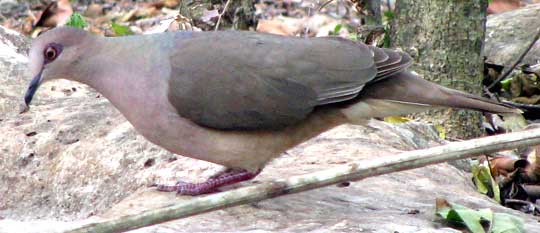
67,127 -> 540,233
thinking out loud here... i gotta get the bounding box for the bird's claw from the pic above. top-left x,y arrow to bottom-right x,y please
154,169 -> 260,196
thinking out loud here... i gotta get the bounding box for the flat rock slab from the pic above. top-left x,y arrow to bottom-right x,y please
1,26 -> 540,232
485,3 -> 540,66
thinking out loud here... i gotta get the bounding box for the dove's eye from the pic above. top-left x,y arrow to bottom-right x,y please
43,43 -> 63,63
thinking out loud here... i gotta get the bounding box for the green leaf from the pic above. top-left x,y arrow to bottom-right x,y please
65,13 -> 87,29
436,199 -> 491,233
434,125 -> 446,140
382,24 -> 391,48
332,24 -> 343,36
492,213 -> 525,233
111,22 -> 134,36
500,78 -> 512,92
383,116 -> 411,124
435,199 -> 524,233
471,160 -> 501,203
383,10 -> 395,20
471,163 -> 489,194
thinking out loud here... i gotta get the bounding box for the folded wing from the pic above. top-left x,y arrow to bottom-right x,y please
167,32 -> 380,130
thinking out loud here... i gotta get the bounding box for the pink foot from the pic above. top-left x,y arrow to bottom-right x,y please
156,169 -> 260,196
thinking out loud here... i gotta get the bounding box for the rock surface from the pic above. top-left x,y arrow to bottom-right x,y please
485,3 -> 540,66
1,26 -> 540,232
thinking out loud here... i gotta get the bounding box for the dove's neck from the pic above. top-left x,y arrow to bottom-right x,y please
82,37 -> 165,103
78,36 -> 175,136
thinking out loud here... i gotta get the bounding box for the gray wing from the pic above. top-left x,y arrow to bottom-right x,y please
167,31 -> 377,130
368,45 -> 413,81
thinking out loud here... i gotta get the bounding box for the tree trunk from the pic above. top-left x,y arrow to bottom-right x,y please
391,0 -> 488,139
364,0 -> 382,25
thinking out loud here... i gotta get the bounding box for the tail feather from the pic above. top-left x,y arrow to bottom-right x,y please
355,71 -> 521,115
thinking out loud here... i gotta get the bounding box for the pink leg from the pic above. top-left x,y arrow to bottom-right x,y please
156,168 -> 260,196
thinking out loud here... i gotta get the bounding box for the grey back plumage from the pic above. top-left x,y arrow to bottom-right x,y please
168,31 -> 389,130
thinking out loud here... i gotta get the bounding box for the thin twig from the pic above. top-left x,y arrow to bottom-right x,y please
504,199 -> 538,207
483,86 -> 502,103
67,127 -> 540,233
318,0 -> 334,12
304,1 -> 312,38
487,28 -> 540,89
214,0 -> 232,31
502,100 -> 540,110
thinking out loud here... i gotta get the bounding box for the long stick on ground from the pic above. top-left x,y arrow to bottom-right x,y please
68,127 -> 540,233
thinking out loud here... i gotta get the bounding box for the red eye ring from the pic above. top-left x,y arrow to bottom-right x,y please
43,43 -> 63,64
45,47 -> 57,60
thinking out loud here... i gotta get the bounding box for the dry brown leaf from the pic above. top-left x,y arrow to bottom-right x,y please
119,9 -> 137,22
21,17 -> 34,35
257,19 -> 298,35
489,156 -> 527,177
170,14 -> 196,32
150,0 -> 180,9
119,7 -> 159,23
257,17 -> 303,36
164,0 -> 181,8
84,3 -> 104,18
87,25 -> 105,36
488,0 -> 522,14
135,7 -> 160,19
33,0 -> 73,28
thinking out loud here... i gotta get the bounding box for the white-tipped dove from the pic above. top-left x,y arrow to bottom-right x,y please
24,27 -> 520,195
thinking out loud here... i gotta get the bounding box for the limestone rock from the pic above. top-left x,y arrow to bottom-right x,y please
485,4 -> 540,66
1,25 -> 539,232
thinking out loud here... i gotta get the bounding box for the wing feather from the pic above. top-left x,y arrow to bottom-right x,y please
167,31 -> 377,130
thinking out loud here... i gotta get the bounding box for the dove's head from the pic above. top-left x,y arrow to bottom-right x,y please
24,27 -> 95,108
